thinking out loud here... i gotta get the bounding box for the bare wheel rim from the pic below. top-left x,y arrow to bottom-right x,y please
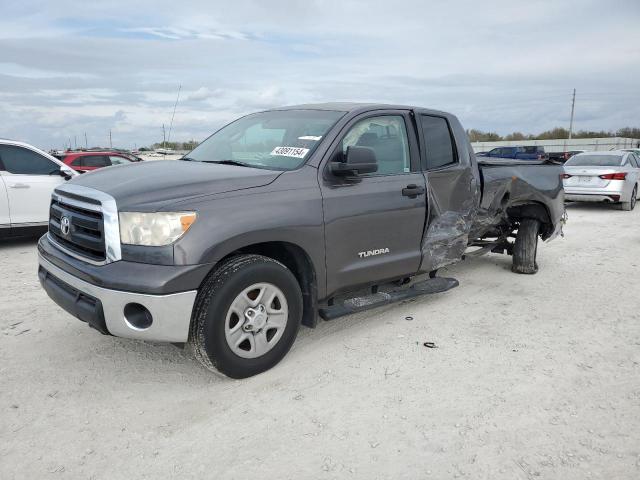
224,282 -> 289,359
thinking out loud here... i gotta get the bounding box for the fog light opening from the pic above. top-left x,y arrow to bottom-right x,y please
124,303 -> 153,330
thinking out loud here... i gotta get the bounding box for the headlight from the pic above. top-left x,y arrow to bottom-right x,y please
119,212 -> 197,246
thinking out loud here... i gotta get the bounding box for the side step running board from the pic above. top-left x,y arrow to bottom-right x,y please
318,277 -> 459,321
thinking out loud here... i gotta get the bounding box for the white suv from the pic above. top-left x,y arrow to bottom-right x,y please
0,139 -> 77,238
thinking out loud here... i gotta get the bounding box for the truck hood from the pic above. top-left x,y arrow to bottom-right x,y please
67,160 -> 282,211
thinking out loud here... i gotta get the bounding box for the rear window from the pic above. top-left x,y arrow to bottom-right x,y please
565,154 -> 623,167
81,155 -> 109,167
522,146 -> 543,153
420,115 -> 456,169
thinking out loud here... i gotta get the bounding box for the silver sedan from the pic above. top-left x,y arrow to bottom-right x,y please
563,150 -> 640,211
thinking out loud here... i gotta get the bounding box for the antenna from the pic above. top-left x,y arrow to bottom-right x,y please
167,84 -> 181,145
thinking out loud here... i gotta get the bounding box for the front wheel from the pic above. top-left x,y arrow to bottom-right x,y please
190,254 -> 302,378
511,219 -> 540,274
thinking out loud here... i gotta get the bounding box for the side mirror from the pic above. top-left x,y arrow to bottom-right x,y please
59,167 -> 75,180
330,146 -> 378,177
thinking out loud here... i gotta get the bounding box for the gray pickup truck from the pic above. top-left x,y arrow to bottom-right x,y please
38,103 -> 564,378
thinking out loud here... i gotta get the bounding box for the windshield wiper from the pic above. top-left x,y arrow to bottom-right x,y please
181,156 -> 196,161
202,159 -> 252,168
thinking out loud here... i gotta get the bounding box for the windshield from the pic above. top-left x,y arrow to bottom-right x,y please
186,109 -> 345,170
565,154 -> 623,167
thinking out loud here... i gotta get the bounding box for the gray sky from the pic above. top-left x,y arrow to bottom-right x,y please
1,0 -> 639,150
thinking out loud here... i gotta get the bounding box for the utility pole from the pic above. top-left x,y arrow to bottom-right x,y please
74,135 -> 77,149
568,88 -> 576,140
84,132 -> 88,149
162,124 -> 166,150
109,130 -> 112,148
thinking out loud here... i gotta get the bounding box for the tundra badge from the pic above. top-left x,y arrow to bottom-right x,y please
358,248 -> 390,258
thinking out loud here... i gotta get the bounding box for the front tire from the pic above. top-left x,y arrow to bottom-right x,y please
190,254 -> 302,378
511,218 -> 540,274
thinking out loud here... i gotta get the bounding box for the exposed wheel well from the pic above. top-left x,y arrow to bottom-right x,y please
220,242 -> 318,328
506,202 -> 553,238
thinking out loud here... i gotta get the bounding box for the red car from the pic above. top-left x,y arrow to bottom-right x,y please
61,151 -> 136,173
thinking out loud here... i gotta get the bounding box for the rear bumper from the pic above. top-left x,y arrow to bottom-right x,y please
38,253 -> 197,342
564,187 -> 625,203
565,193 -> 621,203
564,183 -> 628,203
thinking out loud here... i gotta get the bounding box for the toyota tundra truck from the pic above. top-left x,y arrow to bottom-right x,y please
37,103 -> 565,378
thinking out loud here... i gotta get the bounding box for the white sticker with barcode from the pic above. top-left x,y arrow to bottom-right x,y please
270,146 -> 310,158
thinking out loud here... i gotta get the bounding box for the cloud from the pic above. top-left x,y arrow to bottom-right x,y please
0,0 -> 639,149
186,87 -> 216,101
123,26 -> 251,41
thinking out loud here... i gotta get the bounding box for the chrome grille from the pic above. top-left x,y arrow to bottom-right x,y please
47,185 -> 121,265
49,197 -> 105,262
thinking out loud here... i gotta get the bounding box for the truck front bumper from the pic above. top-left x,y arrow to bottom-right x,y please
38,254 -> 197,342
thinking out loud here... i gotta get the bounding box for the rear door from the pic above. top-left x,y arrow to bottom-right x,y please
320,110 -> 426,295
416,114 -> 480,272
0,144 -> 67,225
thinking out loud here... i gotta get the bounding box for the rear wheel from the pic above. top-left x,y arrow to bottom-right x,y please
621,186 -> 637,211
511,219 -> 540,274
190,254 -> 302,378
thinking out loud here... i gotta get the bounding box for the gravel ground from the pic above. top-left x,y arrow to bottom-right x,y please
1,203 -> 639,479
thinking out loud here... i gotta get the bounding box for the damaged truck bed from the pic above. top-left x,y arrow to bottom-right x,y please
38,102 -> 565,378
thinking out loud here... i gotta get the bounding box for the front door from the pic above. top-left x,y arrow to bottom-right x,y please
320,111 -> 427,296
416,114 -> 480,272
0,144 -> 66,225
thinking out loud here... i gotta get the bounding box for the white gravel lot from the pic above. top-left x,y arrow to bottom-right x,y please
1,203 -> 639,479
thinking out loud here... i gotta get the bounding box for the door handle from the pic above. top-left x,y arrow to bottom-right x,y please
402,184 -> 425,198
9,183 -> 30,189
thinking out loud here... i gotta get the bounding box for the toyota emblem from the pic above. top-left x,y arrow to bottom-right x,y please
60,216 -> 71,236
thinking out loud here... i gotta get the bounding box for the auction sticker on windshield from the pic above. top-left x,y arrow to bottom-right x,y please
271,146 -> 310,158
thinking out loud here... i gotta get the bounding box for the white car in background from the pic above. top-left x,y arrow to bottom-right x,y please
563,150 -> 640,211
0,139 -> 77,238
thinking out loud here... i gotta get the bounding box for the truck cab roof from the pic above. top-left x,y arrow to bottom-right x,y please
272,102 -> 452,118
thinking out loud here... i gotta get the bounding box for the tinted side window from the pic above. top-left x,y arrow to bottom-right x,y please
70,158 -> 83,166
0,145 -> 58,174
341,115 -> 410,175
420,115 -> 456,169
82,155 -> 109,167
629,154 -> 639,168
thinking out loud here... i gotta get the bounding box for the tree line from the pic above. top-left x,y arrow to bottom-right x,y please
466,127 -> 640,142
141,140 -> 200,151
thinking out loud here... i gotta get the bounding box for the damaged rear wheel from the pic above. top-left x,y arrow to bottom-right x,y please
511,218 -> 540,274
